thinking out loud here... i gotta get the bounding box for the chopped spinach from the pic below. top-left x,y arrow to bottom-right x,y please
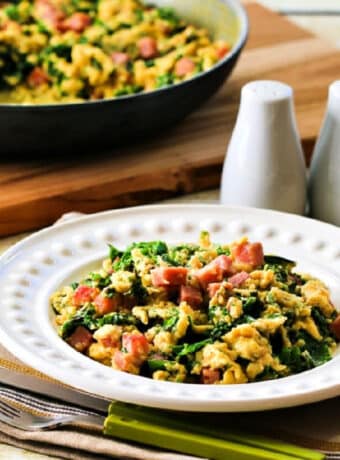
129,276 -> 148,303
61,305 -> 97,339
173,339 -> 211,357
145,59 -> 155,68
210,322 -> 231,340
311,308 -> 331,337
157,7 -> 180,25
5,5 -> 20,21
298,331 -> 331,367
135,9 -> 144,22
280,330 -> 332,373
113,241 -> 168,271
156,73 -> 174,88
242,296 -> 263,317
215,245 -> 231,256
114,84 -> 143,97
97,312 -> 137,328
255,366 -> 280,381
108,244 -> 122,261
147,359 -> 168,372
89,272 -> 111,288
163,311 -> 179,331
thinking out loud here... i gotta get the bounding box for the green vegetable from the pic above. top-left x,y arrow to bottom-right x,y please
37,21 -> 50,34
113,241 -> 168,271
5,5 -> 20,21
78,35 -> 88,44
147,359 -> 171,372
91,57 -> 103,70
173,339 -> 211,357
97,312 -> 137,328
156,73 -> 174,88
215,245 -> 231,256
242,296 -> 263,317
163,311 -> 179,331
88,272 -> 111,288
61,305 -> 97,338
129,276 -> 148,304
280,330 -> 331,373
311,308 -> 331,337
135,8 -> 144,22
43,44 -> 72,61
108,244 -> 122,261
145,59 -> 155,68
115,85 -> 143,97
157,7 -> 180,25
279,346 -> 307,373
298,331 -> 331,367
210,322 -> 231,340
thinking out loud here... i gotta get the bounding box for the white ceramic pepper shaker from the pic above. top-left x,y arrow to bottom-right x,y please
220,80 -> 307,214
309,81 -> 340,226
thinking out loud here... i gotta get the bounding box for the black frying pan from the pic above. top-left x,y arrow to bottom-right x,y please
0,0 -> 248,155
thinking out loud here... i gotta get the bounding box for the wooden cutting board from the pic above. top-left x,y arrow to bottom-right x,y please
1,3 -> 338,237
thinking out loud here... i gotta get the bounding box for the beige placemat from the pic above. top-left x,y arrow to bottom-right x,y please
0,350 -> 206,460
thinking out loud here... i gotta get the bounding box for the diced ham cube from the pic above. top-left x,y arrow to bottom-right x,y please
179,285 -> 203,309
330,314 -> 340,340
123,295 -> 138,309
231,241 -> 264,269
201,367 -> 221,384
113,350 -> 137,373
216,44 -> 230,59
137,36 -> 158,59
122,332 -> 149,362
72,285 -> 100,307
196,255 -> 233,287
67,326 -> 92,352
101,335 -> 119,348
27,67 -> 50,87
111,52 -> 129,65
93,294 -> 120,315
207,282 -> 222,298
214,255 -> 233,273
151,267 -> 188,287
34,0 -> 65,29
114,333 -> 149,373
58,12 -> 91,32
174,57 -> 195,77
228,271 -> 249,287
207,281 -> 233,298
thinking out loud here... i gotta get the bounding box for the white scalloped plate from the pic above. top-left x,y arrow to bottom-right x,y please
0,205 -> 339,412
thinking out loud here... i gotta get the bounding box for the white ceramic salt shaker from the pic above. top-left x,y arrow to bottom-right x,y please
220,80 -> 307,214
309,81 -> 340,226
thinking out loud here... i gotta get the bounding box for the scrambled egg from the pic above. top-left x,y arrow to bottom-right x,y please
51,233 -> 339,384
0,0 -> 231,103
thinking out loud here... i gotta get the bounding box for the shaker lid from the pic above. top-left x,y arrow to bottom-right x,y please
242,80 -> 293,105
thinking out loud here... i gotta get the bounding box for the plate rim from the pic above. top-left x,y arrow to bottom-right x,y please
0,203 -> 339,412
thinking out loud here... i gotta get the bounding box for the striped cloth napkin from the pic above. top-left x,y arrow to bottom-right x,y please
0,212 -> 339,460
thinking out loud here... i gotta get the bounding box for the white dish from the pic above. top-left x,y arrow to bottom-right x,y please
0,204 -> 339,412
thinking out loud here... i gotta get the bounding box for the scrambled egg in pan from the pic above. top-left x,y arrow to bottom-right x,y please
0,0 -> 230,103
51,232 -> 340,384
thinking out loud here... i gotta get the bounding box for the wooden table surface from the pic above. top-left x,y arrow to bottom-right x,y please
1,1 -> 339,459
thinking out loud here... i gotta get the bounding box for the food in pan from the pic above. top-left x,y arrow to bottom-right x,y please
51,232 -> 340,384
0,0 -> 231,103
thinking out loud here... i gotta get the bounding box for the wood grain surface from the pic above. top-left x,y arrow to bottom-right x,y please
1,2 -> 338,237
